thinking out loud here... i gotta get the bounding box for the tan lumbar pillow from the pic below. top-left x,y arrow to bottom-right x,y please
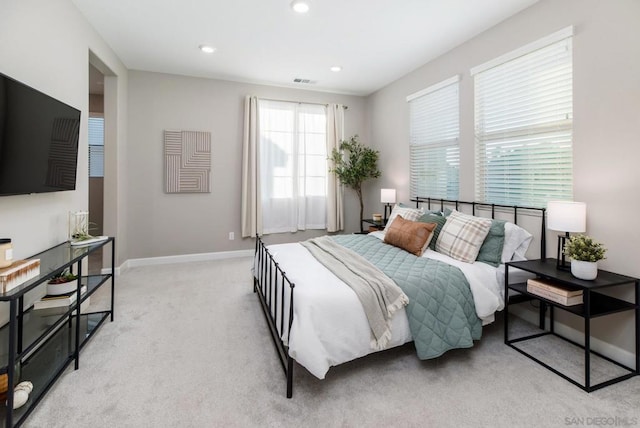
384,215 -> 437,256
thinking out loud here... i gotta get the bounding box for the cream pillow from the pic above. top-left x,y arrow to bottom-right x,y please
383,204 -> 424,232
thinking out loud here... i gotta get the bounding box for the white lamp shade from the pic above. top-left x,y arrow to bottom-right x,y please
547,201 -> 586,233
380,189 -> 397,204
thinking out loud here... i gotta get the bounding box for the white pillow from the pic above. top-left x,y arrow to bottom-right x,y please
502,222 -> 534,262
383,204 -> 424,231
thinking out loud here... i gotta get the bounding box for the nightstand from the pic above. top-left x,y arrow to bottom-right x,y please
504,258 -> 639,392
361,219 -> 386,233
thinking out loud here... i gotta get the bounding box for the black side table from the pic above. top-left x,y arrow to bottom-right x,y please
362,219 -> 386,233
504,258 -> 639,392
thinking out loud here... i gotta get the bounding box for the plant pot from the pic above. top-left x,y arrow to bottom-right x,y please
46,278 -> 78,295
571,260 -> 598,280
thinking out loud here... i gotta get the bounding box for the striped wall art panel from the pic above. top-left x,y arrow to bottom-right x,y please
164,130 -> 211,193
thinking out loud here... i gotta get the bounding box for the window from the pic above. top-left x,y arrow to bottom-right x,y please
88,116 -> 104,178
407,76 -> 460,200
258,100 -> 327,234
473,27 -> 573,207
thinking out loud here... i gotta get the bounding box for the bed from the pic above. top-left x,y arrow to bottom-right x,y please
253,198 -> 546,397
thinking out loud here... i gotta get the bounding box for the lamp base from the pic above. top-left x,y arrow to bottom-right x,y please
556,233 -> 570,270
383,204 -> 392,223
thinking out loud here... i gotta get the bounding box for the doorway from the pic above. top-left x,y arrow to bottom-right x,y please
88,63 -> 105,274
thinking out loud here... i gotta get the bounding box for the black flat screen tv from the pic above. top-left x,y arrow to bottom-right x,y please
0,71 -> 81,197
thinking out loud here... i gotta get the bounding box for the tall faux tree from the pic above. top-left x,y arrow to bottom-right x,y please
329,135 -> 381,232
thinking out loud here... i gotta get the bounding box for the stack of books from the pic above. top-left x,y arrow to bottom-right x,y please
526,278 -> 583,306
33,285 -> 87,310
0,259 -> 41,293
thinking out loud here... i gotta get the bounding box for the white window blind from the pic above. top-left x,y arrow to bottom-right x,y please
408,76 -> 459,199
473,28 -> 573,207
88,116 -> 104,178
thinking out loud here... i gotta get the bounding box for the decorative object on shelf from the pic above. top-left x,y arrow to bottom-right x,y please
34,285 -> 87,310
526,278 -> 583,305
0,362 -> 22,401
0,238 -> 13,268
0,259 -> 41,293
10,381 -> 32,409
372,213 -> 382,222
68,211 -> 108,246
69,236 -> 109,247
380,188 -> 397,223
69,210 -> 90,241
564,234 -> 607,280
164,130 -> 211,193
46,269 -> 78,295
547,201 -> 586,269
329,135 -> 381,233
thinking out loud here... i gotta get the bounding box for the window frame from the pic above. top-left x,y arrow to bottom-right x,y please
472,27 -> 574,207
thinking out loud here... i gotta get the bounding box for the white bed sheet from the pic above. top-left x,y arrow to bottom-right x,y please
262,233 -> 505,380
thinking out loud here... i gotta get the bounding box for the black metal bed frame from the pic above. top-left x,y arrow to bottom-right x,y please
253,197 -> 547,398
253,236 -> 295,398
411,197 -> 546,259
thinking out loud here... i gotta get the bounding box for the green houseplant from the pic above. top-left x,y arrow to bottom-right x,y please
329,135 -> 381,233
47,268 -> 78,295
564,234 -> 606,280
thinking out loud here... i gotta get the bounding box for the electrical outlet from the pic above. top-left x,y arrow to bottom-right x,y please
228,232 -> 235,240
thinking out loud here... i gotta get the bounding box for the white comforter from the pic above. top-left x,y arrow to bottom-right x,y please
261,232 -> 505,380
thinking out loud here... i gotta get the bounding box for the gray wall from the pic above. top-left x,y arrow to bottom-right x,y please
366,0 -> 640,356
0,0 -> 128,323
126,71 -> 369,259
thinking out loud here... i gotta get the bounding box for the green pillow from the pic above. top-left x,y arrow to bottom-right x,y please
476,219 -> 506,267
418,214 -> 447,251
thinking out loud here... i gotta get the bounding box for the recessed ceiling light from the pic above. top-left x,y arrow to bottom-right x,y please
291,0 -> 310,13
330,66 -> 342,72
199,45 -> 216,54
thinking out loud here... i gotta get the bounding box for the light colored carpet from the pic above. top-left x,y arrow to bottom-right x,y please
24,257 -> 640,427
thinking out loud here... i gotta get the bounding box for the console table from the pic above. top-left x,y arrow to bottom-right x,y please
0,238 -> 115,427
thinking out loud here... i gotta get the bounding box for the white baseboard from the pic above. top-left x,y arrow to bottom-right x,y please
123,249 -> 254,270
510,306 -> 636,369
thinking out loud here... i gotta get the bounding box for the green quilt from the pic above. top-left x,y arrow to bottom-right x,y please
332,234 -> 482,359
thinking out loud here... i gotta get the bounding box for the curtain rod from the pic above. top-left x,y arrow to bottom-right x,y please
257,97 -> 348,110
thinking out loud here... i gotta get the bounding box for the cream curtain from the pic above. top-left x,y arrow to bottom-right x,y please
241,95 -> 262,237
326,104 -> 344,232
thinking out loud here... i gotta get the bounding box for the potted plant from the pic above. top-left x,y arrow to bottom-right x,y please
329,135 -> 381,233
564,234 -> 606,280
47,269 -> 78,295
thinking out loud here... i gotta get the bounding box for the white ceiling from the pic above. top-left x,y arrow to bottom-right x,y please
74,0 -> 538,96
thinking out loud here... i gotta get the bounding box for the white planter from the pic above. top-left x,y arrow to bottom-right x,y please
46,278 -> 78,295
571,260 -> 598,280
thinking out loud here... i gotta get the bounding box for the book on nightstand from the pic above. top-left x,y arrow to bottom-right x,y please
526,278 -> 583,306
33,285 -> 87,310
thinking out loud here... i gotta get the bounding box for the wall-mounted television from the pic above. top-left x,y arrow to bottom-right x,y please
0,71 -> 81,197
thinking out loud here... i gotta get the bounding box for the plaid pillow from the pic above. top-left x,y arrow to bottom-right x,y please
435,210 -> 492,263
383,204 -> 424,232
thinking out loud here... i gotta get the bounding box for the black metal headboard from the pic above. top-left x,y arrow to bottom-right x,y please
412,197 -> 547,259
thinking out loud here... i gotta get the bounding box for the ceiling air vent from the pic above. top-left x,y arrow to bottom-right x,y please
293,78 -> 316,84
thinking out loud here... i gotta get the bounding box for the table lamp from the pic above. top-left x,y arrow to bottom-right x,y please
547,201 -> 586,269
381,189 -> 396,223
